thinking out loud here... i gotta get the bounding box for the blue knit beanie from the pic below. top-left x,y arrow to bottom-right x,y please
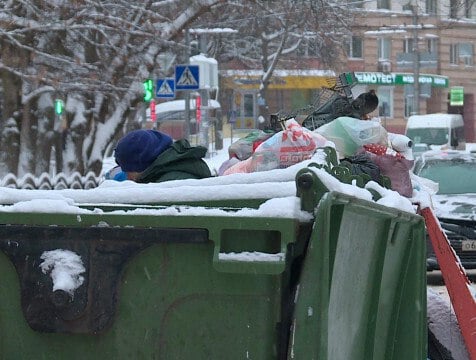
114,130 -> 173,173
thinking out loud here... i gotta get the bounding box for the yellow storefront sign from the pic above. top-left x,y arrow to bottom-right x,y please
221,73 -> 335,90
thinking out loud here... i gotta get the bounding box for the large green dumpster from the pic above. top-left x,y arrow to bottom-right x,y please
0,163 -> 426,359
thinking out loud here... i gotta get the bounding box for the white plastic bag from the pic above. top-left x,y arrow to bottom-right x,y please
315,117 -> 388,157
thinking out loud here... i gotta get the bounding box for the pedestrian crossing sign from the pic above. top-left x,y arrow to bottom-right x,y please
156,78 -> 175,98
175,65 -> 200,90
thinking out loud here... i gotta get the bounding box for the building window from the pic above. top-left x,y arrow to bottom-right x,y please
403,38 -> 415,53
404,85 -> 416,117
404,95 -> 414,117
243,94 -> 254,117
459,43 -> 474,66
377,0 -> 390,9
426,0 -> 437,15
377,87 -> 392,118
378,38 -> 391,60
426,38 -> 437,53
346,36 -> 363,58
450,44 -> 459,64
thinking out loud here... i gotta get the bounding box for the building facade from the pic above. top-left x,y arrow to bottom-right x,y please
219,0 -> 476,140
347,0 -> 476,138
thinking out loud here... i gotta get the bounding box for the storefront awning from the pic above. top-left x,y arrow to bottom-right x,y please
220,69 -> 336,90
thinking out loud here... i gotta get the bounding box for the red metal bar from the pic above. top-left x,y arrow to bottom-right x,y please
420,207 -> 476,359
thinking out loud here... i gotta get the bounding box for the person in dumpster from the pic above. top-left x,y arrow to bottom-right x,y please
111,129 -> 211,183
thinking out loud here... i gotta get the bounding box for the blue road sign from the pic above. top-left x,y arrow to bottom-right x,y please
175,65 -> 199,90
227,110 -> 237,124
156,78 -> 175,98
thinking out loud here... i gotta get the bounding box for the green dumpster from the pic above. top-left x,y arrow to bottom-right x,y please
0,164 -> 426,359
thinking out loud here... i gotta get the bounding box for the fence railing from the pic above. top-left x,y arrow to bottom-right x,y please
0,172 -> 102,190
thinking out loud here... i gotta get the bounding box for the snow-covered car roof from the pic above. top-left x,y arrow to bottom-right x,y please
413,149 -> 476,174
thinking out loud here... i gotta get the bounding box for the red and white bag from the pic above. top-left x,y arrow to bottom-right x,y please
254,119 -> 327,168
224,119 -> 327,175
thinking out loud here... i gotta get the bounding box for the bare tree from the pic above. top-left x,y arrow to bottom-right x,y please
201,0 -> 351,117
0,0 -> 351,177
0,0 -> 225,177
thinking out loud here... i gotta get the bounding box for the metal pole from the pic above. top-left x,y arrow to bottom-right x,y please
198,89 -> 209,153
184,28 -> 191,141
412,5 -> 420,115
198,33 -> 210,153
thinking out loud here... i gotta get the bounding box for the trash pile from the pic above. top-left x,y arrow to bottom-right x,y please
219,76 -> 417,198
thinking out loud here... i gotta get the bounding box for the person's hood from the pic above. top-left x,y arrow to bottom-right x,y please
432,193 -> 476,221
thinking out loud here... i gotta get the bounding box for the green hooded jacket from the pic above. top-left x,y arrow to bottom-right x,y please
137,139 -> 212,183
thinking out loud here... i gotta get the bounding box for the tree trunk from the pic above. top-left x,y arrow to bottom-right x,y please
34,103 -> 56,176
0,70 -> 21,176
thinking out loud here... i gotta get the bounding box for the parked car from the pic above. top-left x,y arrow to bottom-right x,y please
405,113 -> 466,151
412,143 -> 430,159
413,150 -> 476,270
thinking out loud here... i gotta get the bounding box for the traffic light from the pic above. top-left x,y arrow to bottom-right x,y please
143,79 -> 154,102
54,99 -> 64,115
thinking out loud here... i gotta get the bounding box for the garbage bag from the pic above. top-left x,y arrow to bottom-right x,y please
223,119 -> 328,175
315,117 -> 388,158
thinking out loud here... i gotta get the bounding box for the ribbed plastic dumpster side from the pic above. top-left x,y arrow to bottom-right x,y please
289,184 -> 427,358
0,211 -> 304,359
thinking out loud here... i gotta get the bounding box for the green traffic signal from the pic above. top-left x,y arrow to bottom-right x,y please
54,99 -> 64,115
143,79 -> 154,102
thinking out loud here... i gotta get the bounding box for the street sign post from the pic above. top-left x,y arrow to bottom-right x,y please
156,78 -> 175,98
175,65 -> 200,90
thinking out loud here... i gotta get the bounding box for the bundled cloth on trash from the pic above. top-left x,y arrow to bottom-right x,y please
223,119 -> 328,175
315,116 -> 388,158
362,143 -> 414,197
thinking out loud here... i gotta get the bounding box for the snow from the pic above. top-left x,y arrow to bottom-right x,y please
155,98 -> 221,113
0,140 -> 417,217
406,113 -> 463,129
218,251 -> 285,262
39,249 -> 85,296
427,288 -> 470,360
